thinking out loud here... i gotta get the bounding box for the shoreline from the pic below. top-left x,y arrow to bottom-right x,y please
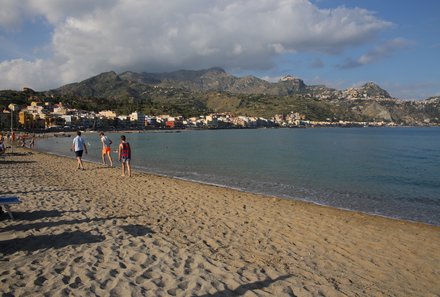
135,166 -> 440,228
34,141 -> 440,227
7,124 -> 439,137
1,147 -> 440,296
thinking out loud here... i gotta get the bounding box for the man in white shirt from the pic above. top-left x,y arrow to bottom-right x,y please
71,131 -> 88,170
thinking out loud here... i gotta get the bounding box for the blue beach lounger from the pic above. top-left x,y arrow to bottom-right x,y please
0,197 -> 21,219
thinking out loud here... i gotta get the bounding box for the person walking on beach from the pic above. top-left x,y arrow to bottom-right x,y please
29,134 -> 36,149
99,132 -> 113,167
71,131 -> 88,170
118,135 -> 131,177
0,138 -> 5,154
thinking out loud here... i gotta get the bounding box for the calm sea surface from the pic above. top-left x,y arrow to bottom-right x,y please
35,127 -> 440,225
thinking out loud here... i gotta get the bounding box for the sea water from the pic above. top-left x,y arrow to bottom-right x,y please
35,127 -> 440,225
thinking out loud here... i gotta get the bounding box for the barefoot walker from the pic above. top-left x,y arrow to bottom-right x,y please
99,132 -> 113,167
71,131 -> 88,170
118,135 -> 131,177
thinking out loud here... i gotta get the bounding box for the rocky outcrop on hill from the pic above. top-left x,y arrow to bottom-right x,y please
361,102 -> 392,121
343,82 -> 391,99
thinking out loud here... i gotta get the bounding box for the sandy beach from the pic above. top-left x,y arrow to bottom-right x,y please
1,147 -> 439,297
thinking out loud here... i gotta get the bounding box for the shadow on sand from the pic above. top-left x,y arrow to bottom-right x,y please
0,188 -> 83,196
0,230 -> 105,255
3,152 -> 33,156
197,275 -> 293,297
1,215 -> 143,232
1,209 -> 81,222
0,160 -> 36,164
121,224 -> 155,237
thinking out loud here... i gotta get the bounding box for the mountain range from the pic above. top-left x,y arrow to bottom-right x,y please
2,67 -> 439,124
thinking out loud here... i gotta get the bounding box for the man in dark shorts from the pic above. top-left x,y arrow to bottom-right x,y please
71,131 -> 88,170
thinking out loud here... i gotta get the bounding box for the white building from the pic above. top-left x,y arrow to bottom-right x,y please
129,111 -> 145,127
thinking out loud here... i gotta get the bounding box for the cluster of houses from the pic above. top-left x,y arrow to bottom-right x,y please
0,101 -> 311,131
1,100 -> 401,132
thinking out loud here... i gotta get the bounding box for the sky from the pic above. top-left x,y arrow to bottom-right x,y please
0,0 -> 439,100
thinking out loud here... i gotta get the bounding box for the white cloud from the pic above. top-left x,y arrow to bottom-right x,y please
0,58 -> 60,90
337,38 -> 411,69
0,0 -> 117,27
0,0 -> 392,90
0,0 -> 24,29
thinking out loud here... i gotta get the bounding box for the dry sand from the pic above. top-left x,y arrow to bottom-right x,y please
1,147 -> 439,297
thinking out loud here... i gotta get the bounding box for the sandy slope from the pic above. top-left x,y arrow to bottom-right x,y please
1,148 -> 439,296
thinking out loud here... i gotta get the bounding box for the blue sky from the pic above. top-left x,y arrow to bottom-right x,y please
0,0 -> 439,99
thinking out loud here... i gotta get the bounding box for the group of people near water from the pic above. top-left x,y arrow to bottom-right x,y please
71,131 -> 132,177
0,132 -> 36,152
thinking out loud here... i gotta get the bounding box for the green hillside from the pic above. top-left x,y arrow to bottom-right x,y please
1,68 -> 439,125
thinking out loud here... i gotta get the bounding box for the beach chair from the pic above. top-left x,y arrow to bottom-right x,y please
0,197 -> 21,219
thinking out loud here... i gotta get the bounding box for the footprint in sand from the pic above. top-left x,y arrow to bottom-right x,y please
33,276 -> 47,286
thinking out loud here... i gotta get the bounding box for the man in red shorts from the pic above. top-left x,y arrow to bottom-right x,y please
99,132 -> 113,167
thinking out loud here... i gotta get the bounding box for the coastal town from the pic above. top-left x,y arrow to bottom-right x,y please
1,99 -> 404,133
